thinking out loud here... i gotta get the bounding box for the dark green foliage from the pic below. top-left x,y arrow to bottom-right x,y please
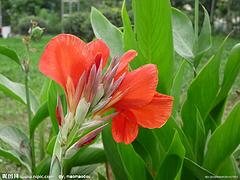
18,16 -> 46,35
63,12 -> 94,42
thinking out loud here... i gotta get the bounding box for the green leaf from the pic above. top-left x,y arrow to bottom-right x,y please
0,74 -> 39,113
156,130 -> 185,180
203,102 -> 240,173
183,158 -> 215,180
196,6 -> 212,55
132,0 -> 173,93
133,129 -> 162,177
216,156 -> 238,176
195,109 -> 205,163
47,80 -> 60,134
0,147 -> 31,172
70,164 -> 98,175
30,102 -> 49,138
36,157 -> 51,175
121,0 -> 145,68
170,61 -> 188,117
215,43 -> 240,106
154,117 -> 195,160
0,45 -> 21,65
0,125 -> 31,172
47,135 -> 57,155
102,125 -> 129,180
91,7 -> 124,57
64,146 -> 106,174
117,143 -> 152,180
172,8 -> 194,58
122,0 -> 136,51
39,78 -> 51,104
98,173 -> 107,180
181,38 -> 226,150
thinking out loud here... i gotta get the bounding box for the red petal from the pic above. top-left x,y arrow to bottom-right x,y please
113,64 -> 158,109
115,50 -> 137,79
39,34 -> 92,89
131,93 -> 173,128
87,39 -> 110,69
112,110 -> 138,144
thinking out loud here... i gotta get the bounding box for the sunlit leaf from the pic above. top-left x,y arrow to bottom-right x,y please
30,102 -> 49,138
102,125 -> 129,180
0,125 -> 31,172
0,74 -> 39,113
0,45 -> 21,65
195,6 -> 212,55
183,158 -> 215,180
181,38 -> 226,150
156,130 -> 185,180
203,102 -> 240,173
132,0 -> 173,93
91,7 -> 124,57
172,8 -> 194,58
170,61 -> 188,117
64,146 -> 106,174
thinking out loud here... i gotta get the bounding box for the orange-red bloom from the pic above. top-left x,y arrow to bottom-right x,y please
39,34 -> 173,145
108,64 -> 173,144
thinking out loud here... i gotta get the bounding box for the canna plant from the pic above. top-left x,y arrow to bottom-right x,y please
0,0 -> 239,180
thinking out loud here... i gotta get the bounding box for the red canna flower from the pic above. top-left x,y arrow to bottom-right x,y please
100,64 -> 173,144
39,34 -> 173,145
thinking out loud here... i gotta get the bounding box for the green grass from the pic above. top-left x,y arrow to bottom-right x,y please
0,35 -> 54,127
0,34 -> 239,173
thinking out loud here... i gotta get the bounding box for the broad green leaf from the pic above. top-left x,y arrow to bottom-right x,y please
39,78 -> 51,104
121,0 -> 145,66
121,0 -> 136,51
183,158 -> 214,180
70,164 -> 98,175
156,130 -> 185,180
0,125 -> 31,171
98,173 -> 107,180
0,74 -> 39,113
172,8 -> 194,58
170,61 -> 188,117
215,43 -> 240,106
195,6 -> 212,55
36,157 -> 51,175
154,118 -> 195,160
181,39 -> 226,150
117,143 -> 152,180
0,147 -> 31,172
132,0 -> 173,93
133,129 -> 161,177
91,7 -> 124,57
30,102 -> 49,138
216,156 -> 238,176
209,43 -> 240,126
193,6 -> 212,67
0,45 -> 21,65
102,125 -> 128,180
47,80 -> 60,134
47,135 -> 57,155
203,102 -> 240,173
64,146 -> 106,174
195,109 -> 206,164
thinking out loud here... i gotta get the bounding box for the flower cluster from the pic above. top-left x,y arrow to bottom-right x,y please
39,34 -> 173,145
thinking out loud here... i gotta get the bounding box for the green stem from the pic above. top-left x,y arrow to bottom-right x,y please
25,72 -> 35,174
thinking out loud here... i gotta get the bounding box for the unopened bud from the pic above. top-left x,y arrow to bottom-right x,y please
22,59 -> 30,73
31,26 -> 44,41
